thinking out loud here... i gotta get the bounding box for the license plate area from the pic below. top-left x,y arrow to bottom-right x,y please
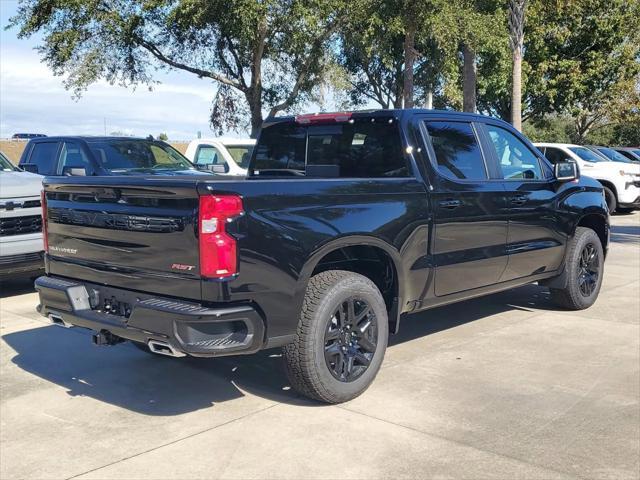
101,296 -> 132,318
87,286 -> 142,319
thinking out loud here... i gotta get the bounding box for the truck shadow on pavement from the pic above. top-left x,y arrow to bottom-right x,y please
2,283 -> 558,414
609,224 -> 640,245
0,276 -> 38,298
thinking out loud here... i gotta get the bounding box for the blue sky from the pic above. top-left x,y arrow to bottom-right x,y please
0,1 -> 235,140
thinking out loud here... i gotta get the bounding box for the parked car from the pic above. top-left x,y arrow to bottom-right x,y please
11,133 -> 46,139
35,110 -> 609,403
586,145 -> 636,164
535,142 -> 640,213
18,136 -> 213,177
0,151 -> 44,277
613,147 -> 640,162
184,138 -> 255,175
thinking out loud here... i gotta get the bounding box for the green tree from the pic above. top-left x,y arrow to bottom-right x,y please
336,0 -> 405,108
336,0 -> 495,110
524,0 -> 640,141
158,133 -> 169,141
10,0 -> 345,137
475,0 -> 640,127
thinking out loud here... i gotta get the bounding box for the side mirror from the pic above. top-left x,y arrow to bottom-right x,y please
62,166 -> 87,176
555,161 -> 579,182
22,164 -> 40,174
206,164 -> 227,174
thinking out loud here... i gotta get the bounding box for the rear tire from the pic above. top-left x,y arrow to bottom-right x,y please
283,270 -> 389,404
603,186 -> 617,213
550,227 -> 604,310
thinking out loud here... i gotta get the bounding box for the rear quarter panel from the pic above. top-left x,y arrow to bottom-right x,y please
203,178 -> 431,339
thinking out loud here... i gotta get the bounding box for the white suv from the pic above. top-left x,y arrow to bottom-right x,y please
184,138 -> 255,176
535,143 -> 640,213
0,151 -> 44,277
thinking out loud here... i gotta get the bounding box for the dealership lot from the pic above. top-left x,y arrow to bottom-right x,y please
1,213 -> 638,480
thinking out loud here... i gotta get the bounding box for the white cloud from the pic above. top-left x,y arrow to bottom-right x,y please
0,45 -> 232,140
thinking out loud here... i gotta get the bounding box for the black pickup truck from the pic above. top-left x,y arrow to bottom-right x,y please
35,110 -> 609,403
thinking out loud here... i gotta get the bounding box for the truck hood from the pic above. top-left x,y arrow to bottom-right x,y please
0,171 -> 43,199
581,160 -> 640,176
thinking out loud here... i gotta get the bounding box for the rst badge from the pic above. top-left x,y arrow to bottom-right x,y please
171,263 -> 195,271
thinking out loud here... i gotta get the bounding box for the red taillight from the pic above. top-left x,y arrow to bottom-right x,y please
198,194 -> 243,278
295,112 -> 353,124
40,190 -> 48,253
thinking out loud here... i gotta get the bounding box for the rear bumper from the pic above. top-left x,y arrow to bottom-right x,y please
0,251 -> 44,276
34,275 -> 266,357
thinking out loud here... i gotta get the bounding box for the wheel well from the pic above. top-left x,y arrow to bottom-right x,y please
578,214 -> 608,251
597,179 -> 617,197
311,245 -> 399,327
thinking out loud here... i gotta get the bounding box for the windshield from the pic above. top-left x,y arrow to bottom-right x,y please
88,139 -> 195,173
0,153 -> 16,171
569,147 -> 607,163
596,147 -> 631,163
225,145 -> 254,169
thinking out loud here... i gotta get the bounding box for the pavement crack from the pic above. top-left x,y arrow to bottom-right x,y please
337,405 -> 584,480
66,403 -> 278,479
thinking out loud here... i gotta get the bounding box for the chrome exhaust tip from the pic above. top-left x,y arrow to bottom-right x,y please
147,340 -> 186,357
49,313 -> 72,328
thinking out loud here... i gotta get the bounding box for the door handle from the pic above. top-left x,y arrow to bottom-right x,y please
439,199 -> 462,209
511,195 -> 528,205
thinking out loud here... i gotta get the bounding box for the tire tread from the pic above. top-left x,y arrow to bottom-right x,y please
283,270 -> 385,403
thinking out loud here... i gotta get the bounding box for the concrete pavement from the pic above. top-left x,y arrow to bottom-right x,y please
1,213 -> 638,479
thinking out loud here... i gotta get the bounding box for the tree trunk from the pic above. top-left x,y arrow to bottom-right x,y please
462,44 -> 477,113
403,23 -> 416,109
246,87 -> 263,139
425,90 -> 433,109
508,0 -> 526,131
248,99 -> 263,139
511,49 -> 522,131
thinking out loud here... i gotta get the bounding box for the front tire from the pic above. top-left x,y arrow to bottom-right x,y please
550,227 -> 604,310
283,270 -> 389,404
603,186 -> 617,213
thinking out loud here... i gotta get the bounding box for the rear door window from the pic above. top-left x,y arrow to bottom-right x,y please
423,121 -> 487,180
27,142 -> 59,175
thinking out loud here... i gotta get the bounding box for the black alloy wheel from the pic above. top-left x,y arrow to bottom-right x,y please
324,297 -> 378,382
577,243 -> 600,297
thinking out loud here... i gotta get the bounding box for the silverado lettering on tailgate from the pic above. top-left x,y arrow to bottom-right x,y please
48,208 -> 184,233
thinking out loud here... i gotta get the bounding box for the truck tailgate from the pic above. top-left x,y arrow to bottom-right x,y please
44,179 -> 202,300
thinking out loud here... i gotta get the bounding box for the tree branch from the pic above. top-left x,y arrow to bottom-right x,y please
136,36 -> 242,90
267,18 -> 342,117
225,35 -> 247,88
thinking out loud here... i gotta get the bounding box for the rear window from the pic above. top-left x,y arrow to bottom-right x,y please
251,118 -> 409,177
88,140 -> 194,173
